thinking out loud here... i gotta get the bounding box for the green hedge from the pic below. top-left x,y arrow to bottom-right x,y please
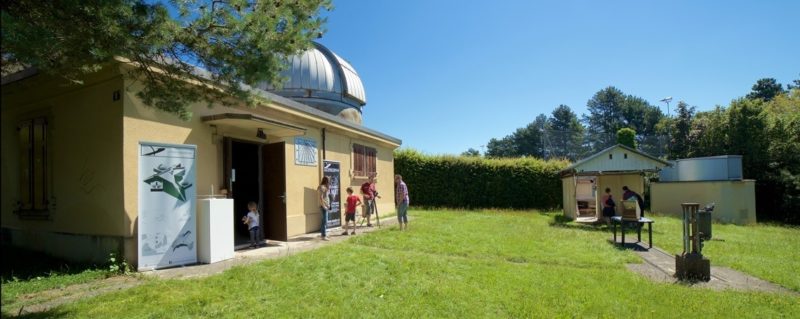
394,149 -> 569,209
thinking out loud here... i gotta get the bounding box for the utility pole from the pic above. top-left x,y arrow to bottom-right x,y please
660,96 -> 673,156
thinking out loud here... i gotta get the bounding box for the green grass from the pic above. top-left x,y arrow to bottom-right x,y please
647,213 -> 800,292
6,210 -> 800,318
1,245 -> 114,306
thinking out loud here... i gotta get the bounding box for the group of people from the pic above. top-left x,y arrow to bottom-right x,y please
317,174 -> 409,241
239,173 -> 409,248
601,185 -> 644,224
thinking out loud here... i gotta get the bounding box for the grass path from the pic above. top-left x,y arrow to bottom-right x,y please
6,210 -> 800,318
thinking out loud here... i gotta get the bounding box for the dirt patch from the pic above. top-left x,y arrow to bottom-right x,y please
7,276 -> 144,316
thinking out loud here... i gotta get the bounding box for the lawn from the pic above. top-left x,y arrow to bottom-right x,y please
6,210 -> 800,318
1,245 -> 117,306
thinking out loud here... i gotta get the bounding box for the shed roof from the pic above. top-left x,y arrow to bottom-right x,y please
561,144 -> 670,176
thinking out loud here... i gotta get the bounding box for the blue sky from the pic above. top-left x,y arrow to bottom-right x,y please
317,1 -> 799,155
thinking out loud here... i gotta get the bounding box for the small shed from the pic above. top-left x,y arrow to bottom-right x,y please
560,144 -> 670,222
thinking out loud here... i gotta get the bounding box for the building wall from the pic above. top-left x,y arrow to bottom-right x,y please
651,180 -> 756,225
282,127 -> 396,237
1,70 -> 126,263
2,66 -> 399,268
574,146 -> 664,173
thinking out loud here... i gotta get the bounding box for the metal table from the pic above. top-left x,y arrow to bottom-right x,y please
611,216 -> 654,248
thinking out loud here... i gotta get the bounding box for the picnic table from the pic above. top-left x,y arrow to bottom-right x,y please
611,216 -> 654,249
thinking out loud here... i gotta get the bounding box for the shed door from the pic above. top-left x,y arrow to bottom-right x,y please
262,142 -> 287,241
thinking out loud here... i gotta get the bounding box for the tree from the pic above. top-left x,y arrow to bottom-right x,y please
485,114 -> 548,158
548,104 -> 584,160
690,106 -> 729,157
1,0 -> 332,120
787,75 -> 800,91
485,137 -> 516,158
746,78 -> 785,102
668,101 -> 696,159
584,87 -> 627,151
583,86 -> 663,153
728,98 -> 769,179
461,148 -> 481,157
616,128 -> 636,148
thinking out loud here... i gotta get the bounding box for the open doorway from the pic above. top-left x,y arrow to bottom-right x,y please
227,139 -> 261,247
224,138 -> 288,249
576,176 -> 597,219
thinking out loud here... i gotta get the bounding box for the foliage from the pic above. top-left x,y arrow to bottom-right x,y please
25,210 -> 800,318
547,104 -> 585,160
746,78 -> 785,101
616,128 -> 636,149
583,86 -> 663,152
1,0 -> 332,120
394,149 -> 569,209
668,101 -> 696,159
460,148 -> 481,157
485,114 -> 549,158
106,253 -> 132,275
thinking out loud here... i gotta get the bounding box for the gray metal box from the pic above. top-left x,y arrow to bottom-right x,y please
659,156 -> 743,182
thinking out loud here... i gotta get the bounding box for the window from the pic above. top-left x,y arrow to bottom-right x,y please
17,117 -> 51,218
353,143 -> 377,177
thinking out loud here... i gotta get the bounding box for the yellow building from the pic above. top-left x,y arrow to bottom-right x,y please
1,42 -> 401,268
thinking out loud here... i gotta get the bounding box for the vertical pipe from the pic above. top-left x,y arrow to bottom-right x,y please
322,128 -> 326,160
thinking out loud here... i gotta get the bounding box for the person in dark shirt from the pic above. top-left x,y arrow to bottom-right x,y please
622,186 -> 645,217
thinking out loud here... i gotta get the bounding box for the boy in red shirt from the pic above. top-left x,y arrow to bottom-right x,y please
342,187 -> 361,235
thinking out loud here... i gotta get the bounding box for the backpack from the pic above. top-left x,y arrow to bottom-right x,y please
606,197 -> 616,208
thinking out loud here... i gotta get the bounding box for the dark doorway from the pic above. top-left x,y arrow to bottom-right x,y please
262,142 -> 287,241
226,139 -> 261,246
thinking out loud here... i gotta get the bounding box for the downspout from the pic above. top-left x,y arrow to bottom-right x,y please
322,128 -> 326,160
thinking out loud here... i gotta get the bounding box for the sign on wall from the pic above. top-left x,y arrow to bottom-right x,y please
323,160 -> 341,228
138,142 -> 197,270
295,137 -> 317,166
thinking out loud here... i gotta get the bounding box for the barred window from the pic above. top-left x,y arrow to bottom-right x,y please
18,117 -> 50,217
353,144 -> 377,177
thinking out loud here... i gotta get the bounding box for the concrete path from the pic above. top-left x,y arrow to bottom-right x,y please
146,218 -> 400,280
613,239 -> 797,295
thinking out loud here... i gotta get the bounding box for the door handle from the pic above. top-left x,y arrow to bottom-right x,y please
279,193 -> 286,204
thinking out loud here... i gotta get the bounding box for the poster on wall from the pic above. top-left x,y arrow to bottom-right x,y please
138,142 -> 197,271
323,160 -> 341,228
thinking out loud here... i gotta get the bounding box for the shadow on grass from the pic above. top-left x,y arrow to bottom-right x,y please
1,245 -> 105,283
545,213 -> 610,233
11,308 -> 72,319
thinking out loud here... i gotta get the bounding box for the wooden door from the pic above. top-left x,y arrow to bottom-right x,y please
262,142 -> 287,241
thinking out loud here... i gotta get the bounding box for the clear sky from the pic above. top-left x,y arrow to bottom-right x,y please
316,1 -> 799,155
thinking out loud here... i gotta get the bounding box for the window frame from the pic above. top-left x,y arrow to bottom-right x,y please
352,143 -> 377,177
16,116 -> 52,220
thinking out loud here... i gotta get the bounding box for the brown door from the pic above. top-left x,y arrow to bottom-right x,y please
262,142 -> 287,241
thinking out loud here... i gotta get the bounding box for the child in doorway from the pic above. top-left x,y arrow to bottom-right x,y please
242,201 -> 263,248
342,187 -> 361,235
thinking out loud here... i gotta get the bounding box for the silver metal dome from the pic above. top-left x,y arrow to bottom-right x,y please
258,42 -> 367,124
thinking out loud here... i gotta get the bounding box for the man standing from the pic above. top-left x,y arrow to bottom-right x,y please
360,174 -> 380,227
395,174 -> 409,230
622,186 -> 645,217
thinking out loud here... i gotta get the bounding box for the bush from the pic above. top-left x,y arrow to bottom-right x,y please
394,149 -> 569,209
